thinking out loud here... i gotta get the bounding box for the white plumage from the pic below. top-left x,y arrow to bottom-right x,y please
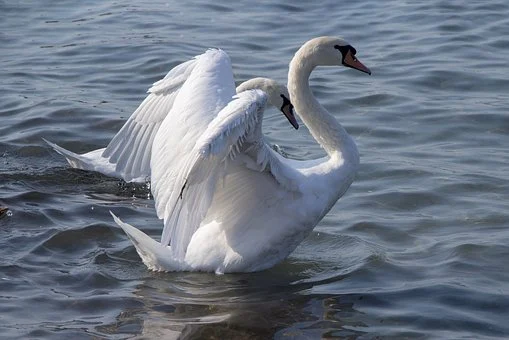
111,37 -> 370,273
47,36 -> 371,273
44,52 -> 297,184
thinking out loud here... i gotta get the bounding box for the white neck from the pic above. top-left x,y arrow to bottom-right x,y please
288,47 -> 357,163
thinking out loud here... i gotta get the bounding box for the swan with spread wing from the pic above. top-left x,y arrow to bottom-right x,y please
44,52 -> 297,183
112,36 -> 371,273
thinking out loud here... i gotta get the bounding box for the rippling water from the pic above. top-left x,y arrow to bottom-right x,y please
1,0 -> 509,338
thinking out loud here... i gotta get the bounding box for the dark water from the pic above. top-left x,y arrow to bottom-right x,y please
2,0 -> 509,338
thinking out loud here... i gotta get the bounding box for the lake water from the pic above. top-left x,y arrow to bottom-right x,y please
1,0 -> 509,338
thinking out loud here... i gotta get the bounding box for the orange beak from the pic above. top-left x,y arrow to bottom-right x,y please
343,50 -> 371,75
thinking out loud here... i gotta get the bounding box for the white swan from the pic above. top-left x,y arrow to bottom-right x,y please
112,36 -> 371,273
43,52 -> 298,183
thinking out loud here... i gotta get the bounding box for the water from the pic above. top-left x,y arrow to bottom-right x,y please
1,0 -> 509,338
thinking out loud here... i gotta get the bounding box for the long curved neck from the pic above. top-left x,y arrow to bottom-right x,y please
288,49 -> 355,159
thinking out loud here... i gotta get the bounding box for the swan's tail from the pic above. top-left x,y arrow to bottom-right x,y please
43,138 -> 92,170
110,212 -> 185,272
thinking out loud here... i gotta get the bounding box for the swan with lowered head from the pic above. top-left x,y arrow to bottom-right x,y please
112,36 -> 371,273
43,53 -> 298,183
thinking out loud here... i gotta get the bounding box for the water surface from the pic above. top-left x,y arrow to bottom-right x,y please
1,0 -> 509,338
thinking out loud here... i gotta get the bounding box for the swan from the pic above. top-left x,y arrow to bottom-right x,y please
43,52 -> 298,183
111,36 -> 371,274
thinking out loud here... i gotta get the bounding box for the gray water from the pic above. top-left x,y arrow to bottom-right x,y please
1,0 -> 509,339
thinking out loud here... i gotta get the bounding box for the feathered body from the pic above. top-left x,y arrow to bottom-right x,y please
114,38 -> 364,273
47,36 -> 368,273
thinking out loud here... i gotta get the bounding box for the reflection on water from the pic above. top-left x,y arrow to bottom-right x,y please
98,262 -> 371,339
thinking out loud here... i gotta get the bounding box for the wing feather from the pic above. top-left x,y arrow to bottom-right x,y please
98,54 -> 202,182
122,124 -> 148,180
117,123 -> 143,173
151,49 -> 236,220
156,90 -> 268,259
149,49 -> 302,261
128,123 -> 153,179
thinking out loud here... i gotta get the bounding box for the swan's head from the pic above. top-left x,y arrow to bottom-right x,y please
303,36 -> 371,75
236,78 -> 299,129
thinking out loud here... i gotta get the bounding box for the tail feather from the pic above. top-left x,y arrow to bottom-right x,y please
43,138 -> 92,170
110,211 -> 186,272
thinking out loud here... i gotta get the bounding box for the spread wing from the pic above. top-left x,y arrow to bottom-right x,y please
149,49 -> 236,254
153,88 -> 271,259
149,49 -> 303,261
99,55 -> 200,182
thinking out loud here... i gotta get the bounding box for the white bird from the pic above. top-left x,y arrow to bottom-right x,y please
112,36 -> 371,274
43,53 -> 298,183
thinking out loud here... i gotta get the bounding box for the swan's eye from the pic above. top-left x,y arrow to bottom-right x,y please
334,44 -> 350,62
